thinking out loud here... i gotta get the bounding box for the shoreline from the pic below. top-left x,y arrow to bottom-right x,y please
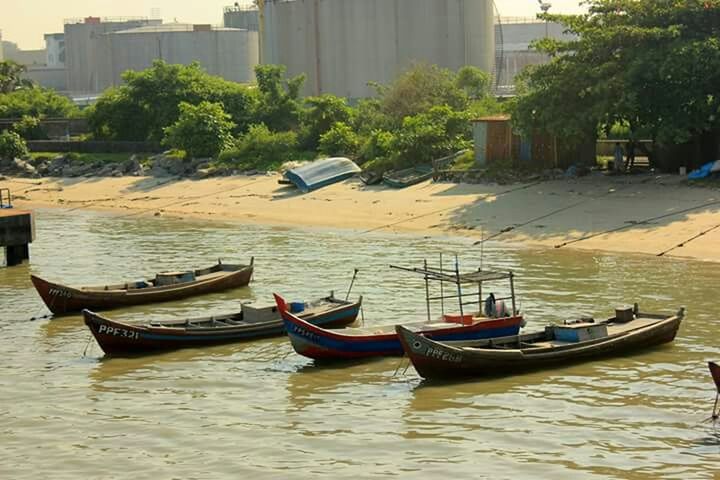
4,173 -> 720,263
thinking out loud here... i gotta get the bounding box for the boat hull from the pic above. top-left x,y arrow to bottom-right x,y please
397,313 -> 683,380
31,265 -> 253,315
278,300 -> 523,360
84,300 -> 361,356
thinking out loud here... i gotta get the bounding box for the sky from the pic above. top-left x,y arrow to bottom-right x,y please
1,0 -> 587,50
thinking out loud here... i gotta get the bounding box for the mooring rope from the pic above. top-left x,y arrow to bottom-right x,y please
554,199 -> 720,249
361,181 -> 543,235
657,223 -> 720,257
114,175 -> 276,219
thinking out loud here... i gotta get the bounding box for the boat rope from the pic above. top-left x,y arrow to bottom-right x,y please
554,199 -> 720,249
474,186 -> 627,245
392,355 -> 411,377
657,223 -> 720,257
28,293 -> 57,321
361,181 -> 544,235
82,334 -> 94,357
114,176 -> 276,219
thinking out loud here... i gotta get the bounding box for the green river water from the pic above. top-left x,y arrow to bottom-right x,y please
1,208 -> 719,479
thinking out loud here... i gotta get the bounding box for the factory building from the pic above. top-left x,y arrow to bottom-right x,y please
262,0 -> 495,99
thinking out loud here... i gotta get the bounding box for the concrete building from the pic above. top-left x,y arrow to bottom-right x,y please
224,4 -> 260,31
64,17 -> 163,93
44,33 -> 66,67
97,23 -> 258,90
263,0 -> 495,99
1,41 -> 46,66
494,18 -> 576,91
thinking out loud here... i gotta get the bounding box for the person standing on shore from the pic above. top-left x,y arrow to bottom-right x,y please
626,139 -> 636,171
613,142 -> 624,172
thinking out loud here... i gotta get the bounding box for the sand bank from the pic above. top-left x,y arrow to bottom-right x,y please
3,172 -> 719,262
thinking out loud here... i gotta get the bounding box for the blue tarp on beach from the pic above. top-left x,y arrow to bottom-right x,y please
284,157 -> 361,192
688,160 -> 720,179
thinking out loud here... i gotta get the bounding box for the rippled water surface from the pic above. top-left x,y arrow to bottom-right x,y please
1,209 -> 719,479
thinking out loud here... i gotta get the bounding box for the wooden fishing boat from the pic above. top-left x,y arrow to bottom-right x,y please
396,305 -> 685,380
83,294 -> 362,356
275,294 -> 524,360
31,259 -> 255,315
382,165 -> 434,188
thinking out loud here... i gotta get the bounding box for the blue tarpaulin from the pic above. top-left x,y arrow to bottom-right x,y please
688,160 -> 720,179
284,157 -> 361,192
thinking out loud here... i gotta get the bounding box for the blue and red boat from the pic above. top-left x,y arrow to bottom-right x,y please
275,294 -> 524,360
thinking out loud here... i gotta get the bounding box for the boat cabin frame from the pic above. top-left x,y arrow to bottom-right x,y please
390,255 -> 518,322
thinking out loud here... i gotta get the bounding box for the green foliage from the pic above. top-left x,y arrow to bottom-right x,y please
12,115 -> 47,140
88,61 -> 256,141
0,60 -> 33,93
0,130 -> 29,159
0,87 -> 78,118
300,94 -> 353,149
512,0 -> 720,148
456,66 -> 491,99
450,150 -> 477,171
218,123 -> 299,170
163,101 -> 235,158
318,122 -> 360,157
375,63 -> 469,126
253,64 -> 305,132
358,129 -> 396,164
392,106 -> 471,167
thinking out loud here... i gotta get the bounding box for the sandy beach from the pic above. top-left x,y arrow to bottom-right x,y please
3,172 -> 720,262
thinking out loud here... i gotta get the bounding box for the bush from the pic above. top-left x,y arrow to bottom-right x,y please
0,130 -> 29,159
392,105 -> 470,167
162,101 -> 235,158
300,94 -> 353,150
318,122 -> 360,157
218,124 -> 299,171
12,115 -> 47,140
358,129 -> 395,164
0,87 -> 78,118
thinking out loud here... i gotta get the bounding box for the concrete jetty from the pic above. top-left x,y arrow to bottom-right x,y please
0,208 -> 35,266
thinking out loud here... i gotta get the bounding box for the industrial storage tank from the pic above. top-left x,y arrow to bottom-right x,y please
98,24 -> 259,90
263,0 -> 494,99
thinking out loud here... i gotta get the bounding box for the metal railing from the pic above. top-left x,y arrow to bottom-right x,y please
0,189 -> 12,209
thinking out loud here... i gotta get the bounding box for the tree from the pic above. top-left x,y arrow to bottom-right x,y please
0,87 -> 78,118
253,64 -> 306,132
512,0 -> 720,163
88,61 -> 257,141
456,66 -> 491,99
376,63 -> 468,126
319,122 -> 360,157
0,60 -> 33,94
392,106 -> 471,167
300,94 -> 353,150
162,101 -> 235,158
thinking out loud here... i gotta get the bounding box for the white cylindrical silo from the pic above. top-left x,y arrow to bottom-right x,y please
262,0 -> 495,99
